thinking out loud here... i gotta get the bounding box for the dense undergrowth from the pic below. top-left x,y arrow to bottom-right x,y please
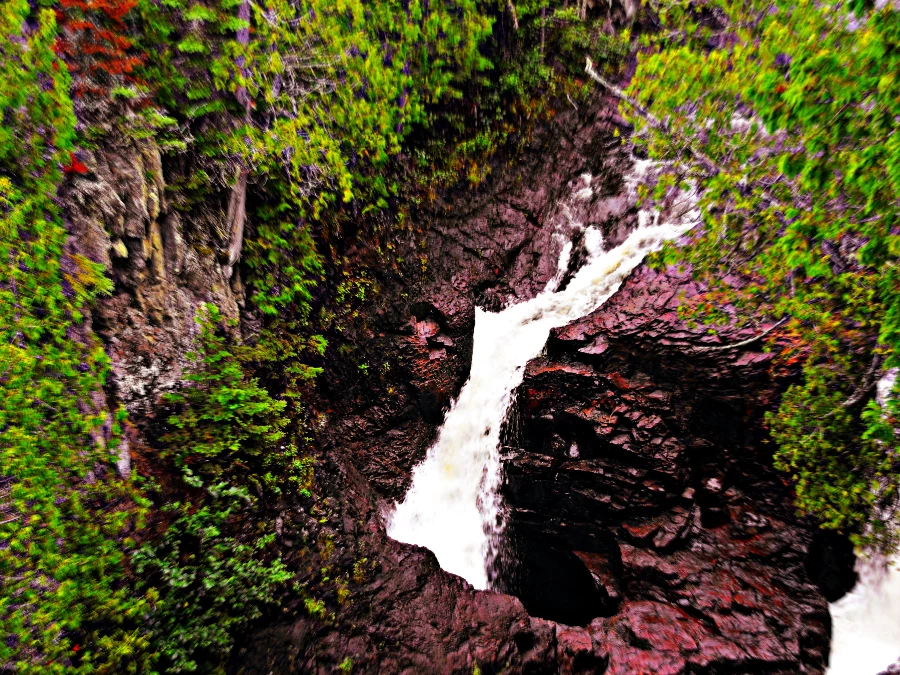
630,0 -> 900,550
0,0 -> 626,671
0,1 -> 151,670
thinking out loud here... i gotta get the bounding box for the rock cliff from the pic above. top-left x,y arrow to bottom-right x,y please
72,92 -> 851,673
231,99 -> 851,673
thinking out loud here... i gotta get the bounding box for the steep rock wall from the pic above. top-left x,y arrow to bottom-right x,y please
501,263 -> 836,674
64,93 -> 848,673
68,138 -> 242,423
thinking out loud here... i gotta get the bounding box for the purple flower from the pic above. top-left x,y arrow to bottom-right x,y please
774,53 -> 791,69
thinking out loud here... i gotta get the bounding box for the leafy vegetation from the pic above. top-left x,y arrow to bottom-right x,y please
0,0 -> 636,669
162,304 -> 289,484
133,304 -> 301,672
0,0 -> 150,669
134,501 -> 290,673
625,0 -> 900,549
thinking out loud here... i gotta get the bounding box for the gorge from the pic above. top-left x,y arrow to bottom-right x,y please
386,164 -> 698,590
3,0 -> 900,673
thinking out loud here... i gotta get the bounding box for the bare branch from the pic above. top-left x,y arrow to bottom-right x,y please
585,56 -> 725,177
839,353 -> 883,411
507,1 -> 519,30
693,316 -> 789,352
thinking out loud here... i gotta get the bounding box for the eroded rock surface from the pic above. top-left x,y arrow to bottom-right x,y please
67,139 -> 242,419
500,264 -> 833,673
234,102 -> 844,672
323,99 -> 638,503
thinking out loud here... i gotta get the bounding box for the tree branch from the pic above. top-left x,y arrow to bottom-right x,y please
693,316 -> 788,352
507,1 -> 518,30
839,353 -> 883,411
223,167 -> 247,280
585,56 -> 725,177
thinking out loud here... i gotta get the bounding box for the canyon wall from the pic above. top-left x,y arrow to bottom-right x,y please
69,90 -> 852,673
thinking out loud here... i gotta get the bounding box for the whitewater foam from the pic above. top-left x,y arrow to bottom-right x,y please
386,166 -> 698,589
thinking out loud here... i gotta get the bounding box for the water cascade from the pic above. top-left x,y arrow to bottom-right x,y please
385,161 -> 900,675
827,555 -> 900,674
387,168 -> 698,589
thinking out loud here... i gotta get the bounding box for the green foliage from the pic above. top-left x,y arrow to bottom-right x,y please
0,0 -> 150,670
163,303 -> 288,483
303,597 -> 326,619
243,181 -> 325,318
133,491 -> 291,673
628,0 -> 900,549
416,0 -> 628,184
512,0 -> 629,74
138,304 -> 298,672
132,0 -> 499,317
236,0 -> 494,193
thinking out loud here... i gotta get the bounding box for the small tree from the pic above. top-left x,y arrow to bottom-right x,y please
599,0 -> 900,550
137,304 -> 294,672
163,303 -> 288,484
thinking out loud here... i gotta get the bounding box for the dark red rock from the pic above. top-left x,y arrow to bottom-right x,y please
498,260 -> 835,673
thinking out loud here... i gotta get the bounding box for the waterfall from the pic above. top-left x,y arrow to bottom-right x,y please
386,166 -> 699,589
827,555 -> 900,674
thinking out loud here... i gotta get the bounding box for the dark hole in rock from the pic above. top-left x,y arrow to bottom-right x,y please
522,412 -> 605,461
512,628 -> 535,653
806,530 -> 857,602
694,397 -> 746,448
418,388 -> 448,425
699,503 -> 731,529
495,527 -> 616,627
409,301 -> 447,331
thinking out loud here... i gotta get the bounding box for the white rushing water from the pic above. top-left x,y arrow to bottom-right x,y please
386,157 -> 900,675
828,555 -> 900,674
386,166 -> 699,589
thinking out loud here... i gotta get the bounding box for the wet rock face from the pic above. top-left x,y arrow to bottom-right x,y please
66,139 -> 242,420
499,263 -> 834,673
323,101 -> 639,502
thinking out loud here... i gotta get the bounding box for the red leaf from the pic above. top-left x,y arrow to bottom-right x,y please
64,154 -> 89,175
